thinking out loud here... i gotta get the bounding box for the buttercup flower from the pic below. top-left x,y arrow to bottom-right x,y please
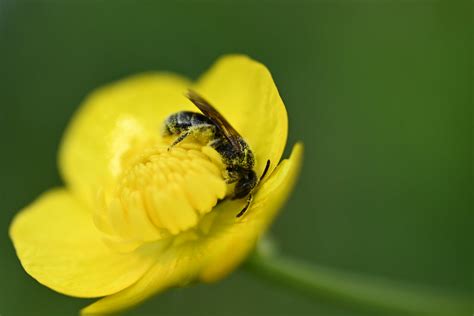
10,55 -> 303,315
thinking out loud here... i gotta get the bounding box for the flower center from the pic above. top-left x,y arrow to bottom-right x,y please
93,142 -> 228,251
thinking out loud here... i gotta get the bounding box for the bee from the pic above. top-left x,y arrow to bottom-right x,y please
162,89 -> 270,217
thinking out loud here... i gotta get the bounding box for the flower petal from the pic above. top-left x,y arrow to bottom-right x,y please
9,189 -> 158,298
199,143 -> 303,282
59,74 -> 191,206
81,246 -> 202,315
194,55 -> 288,177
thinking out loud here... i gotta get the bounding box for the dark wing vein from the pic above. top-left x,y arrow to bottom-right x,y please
186,89 -> 242,151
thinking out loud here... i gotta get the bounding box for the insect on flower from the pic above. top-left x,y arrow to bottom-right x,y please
162,89 -> 271,217
9,55 -> 303,315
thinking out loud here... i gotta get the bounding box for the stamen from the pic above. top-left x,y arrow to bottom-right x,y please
94,144 -> 228,250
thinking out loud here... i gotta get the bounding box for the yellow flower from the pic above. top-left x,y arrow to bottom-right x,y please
9,55 -> 303,315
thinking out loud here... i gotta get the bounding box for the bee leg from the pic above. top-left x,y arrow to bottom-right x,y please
168,124 -> 216,151
259,160 -> 271,182
236,194 -> 253,218
168,130 -> 191,150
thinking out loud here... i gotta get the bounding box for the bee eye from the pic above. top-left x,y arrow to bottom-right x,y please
232,171 -> 257,200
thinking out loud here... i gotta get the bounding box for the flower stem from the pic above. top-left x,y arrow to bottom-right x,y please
244,244 -> 471,315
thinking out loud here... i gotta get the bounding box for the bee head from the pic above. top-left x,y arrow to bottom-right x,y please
233,169 -> 257,199
161,114 -> 175,136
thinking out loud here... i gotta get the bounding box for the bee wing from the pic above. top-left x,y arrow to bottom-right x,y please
186,89 -> 243,151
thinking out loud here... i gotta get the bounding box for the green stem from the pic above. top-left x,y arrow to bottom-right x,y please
244,248 -> 471,315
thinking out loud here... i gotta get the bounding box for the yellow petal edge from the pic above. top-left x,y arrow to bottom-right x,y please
9,189 -> 157,298
195,55 -> 288,178
200,143 -> 303,282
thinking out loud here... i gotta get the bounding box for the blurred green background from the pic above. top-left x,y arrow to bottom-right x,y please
0,1 -> 471,315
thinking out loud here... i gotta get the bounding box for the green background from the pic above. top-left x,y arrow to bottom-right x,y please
0,1 -> 471,315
